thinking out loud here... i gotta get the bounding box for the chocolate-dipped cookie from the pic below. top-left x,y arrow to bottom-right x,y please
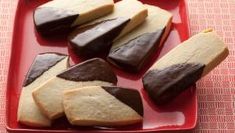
69,18 -> 130,57
108,5 -> 172,72
69,0 -> 147,57
34,0 -> 114,36
63,86 -> 143,126
17,53 -> 68,127
32,58 -> 117,120
142,29 -> 229,105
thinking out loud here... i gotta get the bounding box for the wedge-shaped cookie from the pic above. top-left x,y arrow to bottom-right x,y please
63,86 -> 143,126
33,58 -> 117,120
142,29 -> 229,105
108,5 -> 172,72
69,0 -> 148,57
34,0 -> 114,36
17,53 -> 68,127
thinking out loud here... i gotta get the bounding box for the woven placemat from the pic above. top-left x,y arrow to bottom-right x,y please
188,0 -> 235,132
0,0 -> 234,132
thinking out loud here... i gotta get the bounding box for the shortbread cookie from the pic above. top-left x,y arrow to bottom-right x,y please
142,29 -> 229,105
63,86 -> 143,126
34,0 -> 114,35
69,0 -> 147,57
108,5 -> 172,72
33,58 -> 117,120
17,53 -> 68,127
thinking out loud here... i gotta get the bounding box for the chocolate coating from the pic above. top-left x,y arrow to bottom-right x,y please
142,63 -> 205,105
23,53 -> 67,87
34,7 -> 79,36
69,18 -> 130,57
102,86 -> 143,116
57,58 -> 117,84
108,28 -> 165,72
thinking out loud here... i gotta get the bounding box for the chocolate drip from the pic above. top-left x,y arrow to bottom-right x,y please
102,86 -> 143,116
57,58 -> 117,84
23,53 -> 67,86
108,28 -> 165,72
34,7 -> 79,36
142,63 -> 205,105
69,18 -> 130,57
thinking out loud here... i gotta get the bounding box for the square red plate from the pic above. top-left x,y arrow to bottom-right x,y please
6,0 -> 197,132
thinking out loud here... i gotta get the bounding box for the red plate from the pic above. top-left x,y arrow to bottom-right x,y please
6,0 -> 197,132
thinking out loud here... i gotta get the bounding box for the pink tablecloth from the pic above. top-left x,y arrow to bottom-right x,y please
0,0 -> 234,132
